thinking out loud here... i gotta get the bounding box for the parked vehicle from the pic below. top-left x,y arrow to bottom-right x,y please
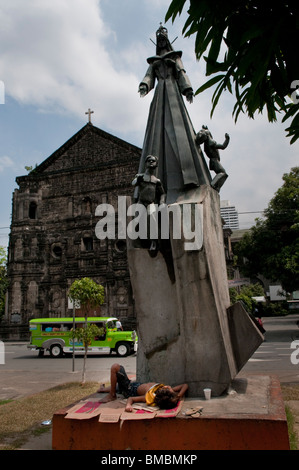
27,317 -> 137,358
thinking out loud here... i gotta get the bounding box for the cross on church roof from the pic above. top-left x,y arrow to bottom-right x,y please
85,108 -> 94,123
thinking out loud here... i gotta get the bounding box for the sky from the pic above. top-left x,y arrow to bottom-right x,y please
0,0 -> 298,248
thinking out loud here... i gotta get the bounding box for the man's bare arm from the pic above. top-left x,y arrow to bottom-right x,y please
173,384 -> 188,398
125,395 -> 146,412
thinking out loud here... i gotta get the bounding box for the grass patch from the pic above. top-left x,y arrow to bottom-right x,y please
282,384 -> 299,401
282,384 -> 299,450
0,381 -> 99,450
285,405 -> 298,450
0,399 -> 13,406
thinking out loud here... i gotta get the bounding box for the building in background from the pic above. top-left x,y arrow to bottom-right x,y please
220,200 -> 239,230
2,122 -> 141,339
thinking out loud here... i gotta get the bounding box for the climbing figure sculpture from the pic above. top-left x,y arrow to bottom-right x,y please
196,125 -> 229,192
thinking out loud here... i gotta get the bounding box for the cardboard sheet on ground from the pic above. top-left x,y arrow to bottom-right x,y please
156,400 -> 183,418
120,399 -> 183,421
98,400 -> 157,423
120,408 -> 157,421
65,400 -> 104,420
65,398 -> 183,422
98,400 -> 126,423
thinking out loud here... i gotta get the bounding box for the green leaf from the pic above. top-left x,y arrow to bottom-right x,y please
211,79 -> 228,116
165,0 -> 187,22
282,103 -> 299,121
195,74 -> 225,95
233,86 -> 250,121
205,57 -> 227,75
207,31 -> 224,63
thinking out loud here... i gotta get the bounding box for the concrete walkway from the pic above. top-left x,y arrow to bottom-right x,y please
19,429 -> 52,450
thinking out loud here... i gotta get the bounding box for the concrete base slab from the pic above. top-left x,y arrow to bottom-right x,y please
127,188 -> 263,396
52,375 -> 290,450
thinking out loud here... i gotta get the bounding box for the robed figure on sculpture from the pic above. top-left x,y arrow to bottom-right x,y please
137,24 -> 211,204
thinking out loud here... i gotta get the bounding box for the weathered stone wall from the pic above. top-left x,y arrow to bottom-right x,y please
4,124 -> 141,337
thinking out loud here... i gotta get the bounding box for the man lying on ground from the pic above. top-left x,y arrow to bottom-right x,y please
98,363 -> 188,412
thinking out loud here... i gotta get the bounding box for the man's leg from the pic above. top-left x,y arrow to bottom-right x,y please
98,363 -> 121,402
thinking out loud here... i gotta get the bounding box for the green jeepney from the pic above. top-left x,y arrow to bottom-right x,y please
27,317 -> 137,358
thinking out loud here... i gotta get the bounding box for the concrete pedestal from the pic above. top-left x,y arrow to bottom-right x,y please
52,375 -> 290,450
127,186 -> 264,396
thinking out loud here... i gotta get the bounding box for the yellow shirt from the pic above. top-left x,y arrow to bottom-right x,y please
145,383 -> 164,406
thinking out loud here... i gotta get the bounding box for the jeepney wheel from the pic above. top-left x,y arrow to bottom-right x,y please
116,342 -> 130,357
50,344 -> 63,358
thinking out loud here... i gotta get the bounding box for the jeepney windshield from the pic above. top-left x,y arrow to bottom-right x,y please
106,320 -> 117,330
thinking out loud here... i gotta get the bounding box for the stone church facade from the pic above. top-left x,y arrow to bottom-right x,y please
3,123 -> 141,338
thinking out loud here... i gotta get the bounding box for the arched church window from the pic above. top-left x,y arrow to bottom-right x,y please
83,237 -> 93,251
82,197 -> 92,214
52,244 -> 63,259
29,201 -> 37,219
115,240 -> 126,253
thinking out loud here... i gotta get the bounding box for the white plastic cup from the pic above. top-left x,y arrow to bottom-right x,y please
204,388 -> 211,400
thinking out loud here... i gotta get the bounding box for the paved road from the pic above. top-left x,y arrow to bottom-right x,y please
1,314 -> 299,400
240,314 -> 299,383
0,347 -> 137,400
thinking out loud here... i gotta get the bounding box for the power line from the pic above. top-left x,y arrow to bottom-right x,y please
238,211 -> 264,215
